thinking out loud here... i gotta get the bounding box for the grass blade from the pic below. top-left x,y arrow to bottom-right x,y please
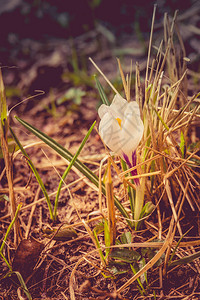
15,116 -> 132,226
13,271 -> 32,300
104,219 -> 111,259
169,250 -> 200,268
94,75 -> 110,105
0,203 -> 22,270
93,229 -> 106,265
9,126 -> 54,220
130,264 -> 146,294
54,121 -> 96,219
0,69 -> 7,129
168,228 -> 197,267
105,159 -> 116,248
121,158 -> 135,223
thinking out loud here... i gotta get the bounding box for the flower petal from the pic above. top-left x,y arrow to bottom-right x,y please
119,102 -> 144,162
99,111 -> 123,157
98,95 -> 144,163
98,103 -> 109,119
124,101 -> 141,117
110,94 -> 128,116
98,94 -> 128,120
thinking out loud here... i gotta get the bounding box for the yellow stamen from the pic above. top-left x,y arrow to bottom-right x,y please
116,117 -> 122,128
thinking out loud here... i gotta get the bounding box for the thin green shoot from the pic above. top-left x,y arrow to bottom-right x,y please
9,126 -> 54,220
94,76 -> 110,106
168,228 -> 193,265
0,252 -> 11,271
93,229 -> 106,265
12,271 -> 32,300
141,257 -> 148,285
105,159 -> 116,247
54,120 -> 96,219
121,158 -> 135,224
169,249 -> 200,268
104,219 -> 111,259
0,203 -> 22,270
180,131 -> 186,158
152,106 -> 170,131
0,69 -> 7,129
130,264 -> 146,295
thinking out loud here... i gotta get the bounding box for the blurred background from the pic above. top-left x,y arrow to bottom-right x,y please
0,0 -> 198,42
0,0 -> 200,112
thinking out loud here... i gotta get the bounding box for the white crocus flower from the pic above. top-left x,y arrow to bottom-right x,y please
98,94 -> 144,183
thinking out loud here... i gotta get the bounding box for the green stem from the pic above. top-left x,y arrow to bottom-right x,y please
0,203 -> 22,270
134,178 -> 145,229
54,121 -> 96,219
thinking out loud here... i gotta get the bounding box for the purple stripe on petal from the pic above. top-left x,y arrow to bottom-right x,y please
123,152 -> 140,186
132,150 -> 136,166
123,153 -> 132,169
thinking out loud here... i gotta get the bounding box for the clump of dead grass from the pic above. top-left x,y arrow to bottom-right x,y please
70,6 -> 200,298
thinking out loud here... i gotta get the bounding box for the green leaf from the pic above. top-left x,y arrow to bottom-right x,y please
54,121 -> 96,219
93,221 -> 104,234
42,227 -> 78,241
12,271 -> 32,300
9,127 -> 54,220
153,106 -> 169,131
130,263 -> 146,294
169,250 -> 200,268
109,248 -> 141,263
109,266 -> 127,275
15,116 -> 132,227
0,194 -> 9,202
139,258 -> 148,285
120,231 -> 132,245
121,158 -> 135,220
168,228 -> 194,266
0,138 -> 18,159
56,87 -> 86,105
94,76 -> 110,105
180,130 -> 186,158
93,229 -> 106,264
139,202 -> 155,219
106,264 -> 128,276
104,219 -> 111,258
0,203 -> 22,270
0,69 -> 7,129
